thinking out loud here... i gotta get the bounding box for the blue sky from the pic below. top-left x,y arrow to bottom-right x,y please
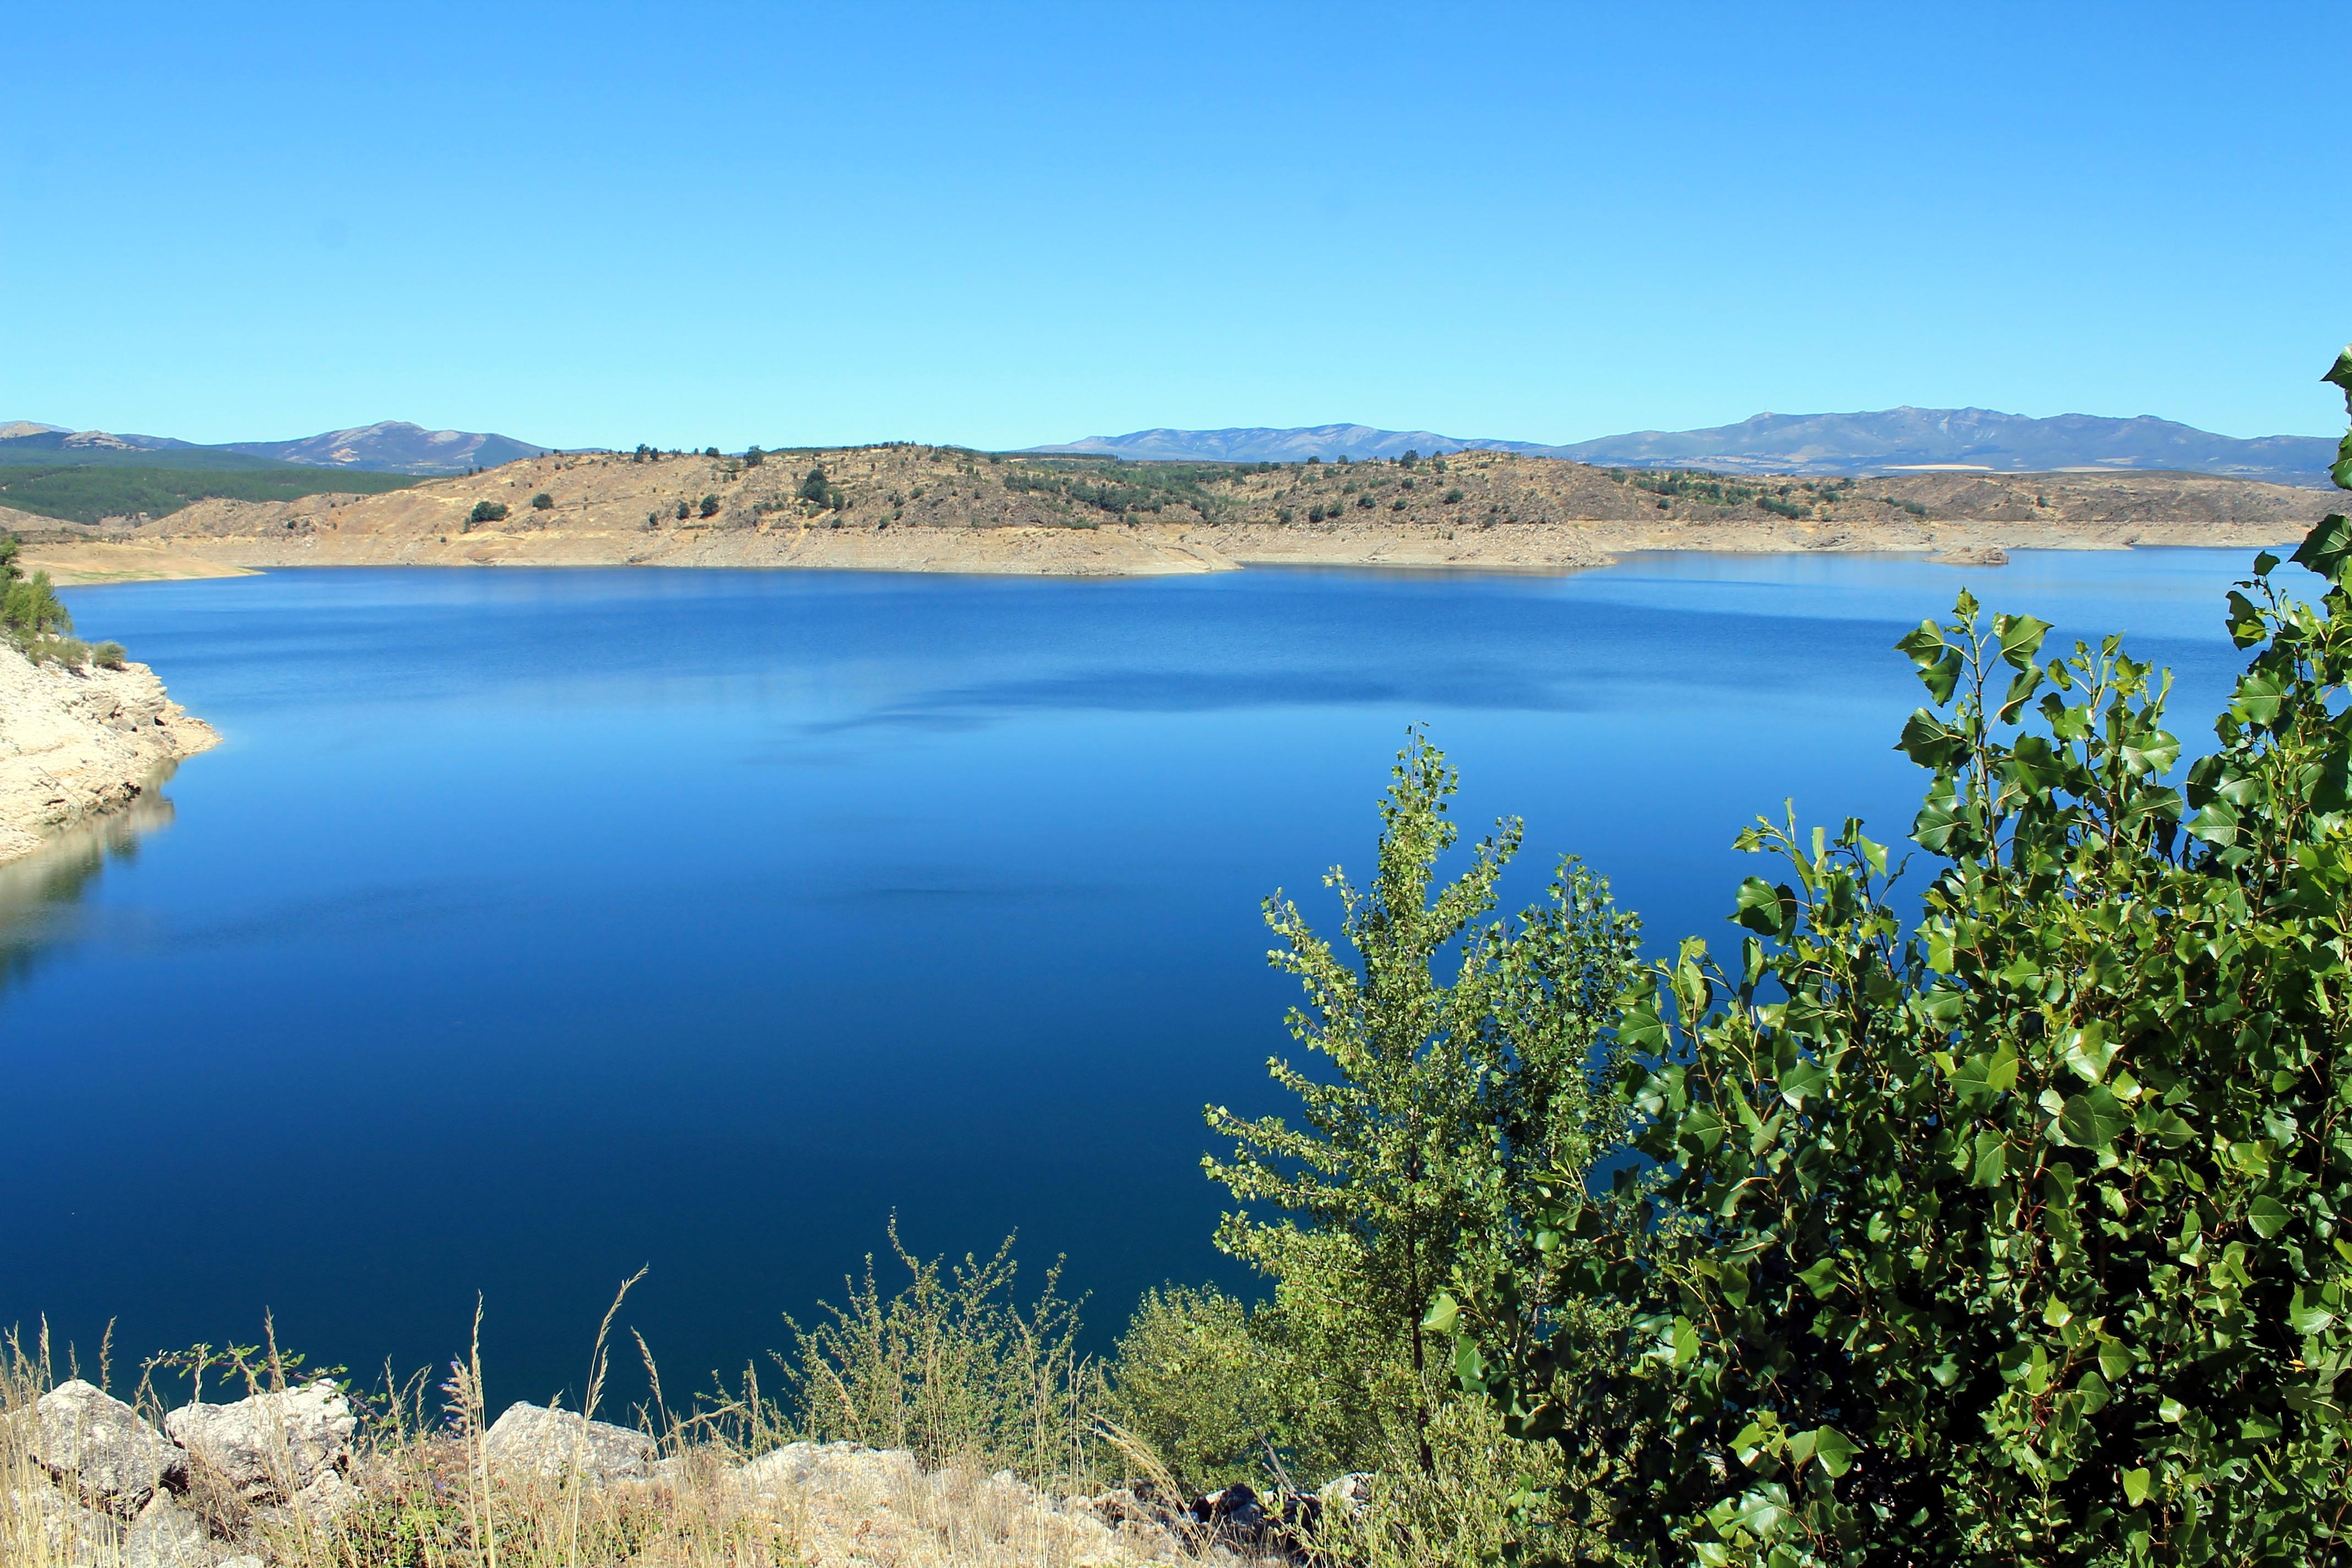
3,2 -> 2345,451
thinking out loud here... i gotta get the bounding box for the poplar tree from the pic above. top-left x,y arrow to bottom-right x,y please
1204,733 -> 1640,1474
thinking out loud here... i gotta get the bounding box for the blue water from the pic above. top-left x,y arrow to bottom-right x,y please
0,549 -> 2275,1404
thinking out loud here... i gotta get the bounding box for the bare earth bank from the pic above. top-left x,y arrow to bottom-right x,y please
0,640 -> 219,864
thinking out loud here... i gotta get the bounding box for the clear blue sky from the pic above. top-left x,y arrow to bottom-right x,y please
3,2 -> 2345,451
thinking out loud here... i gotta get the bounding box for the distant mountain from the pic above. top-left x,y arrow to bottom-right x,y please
219,421 -> 548,475
1032,424 -> 1476,464
1033,410 -> 2338,487
0,419 -> 550,475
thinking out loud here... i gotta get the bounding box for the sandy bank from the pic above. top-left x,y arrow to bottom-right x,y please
0,640 -> 219,864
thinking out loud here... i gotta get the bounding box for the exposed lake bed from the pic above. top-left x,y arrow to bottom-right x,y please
0,549 -> 2278,1404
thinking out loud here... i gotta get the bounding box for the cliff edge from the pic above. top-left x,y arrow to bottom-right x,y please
0,641 -> 218,863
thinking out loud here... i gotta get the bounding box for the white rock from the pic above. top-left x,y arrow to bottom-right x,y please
10,1482 -> 124,1566
733,1440 -> 916,1499
482,1401 -> 654,1485
123,1490 -> 220,1568
26,1380 -> 185,1511
165,1380 -> 355,1499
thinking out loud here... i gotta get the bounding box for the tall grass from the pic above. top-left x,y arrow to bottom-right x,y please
768,1218 -> 1102,1487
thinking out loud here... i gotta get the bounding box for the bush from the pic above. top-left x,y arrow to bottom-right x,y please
91,641 -> 126,669
467,500 -> 507,525
704,446 -> 720,458
529,491 -> 554,510
774,1218 -> 1098,1485
698,493 -> 720,519
744,445 -> 765,467
674,499 -> 691,521
1442,487 -> 1464,504
799,465 -> 832,504
1446,345 -> 2352,1564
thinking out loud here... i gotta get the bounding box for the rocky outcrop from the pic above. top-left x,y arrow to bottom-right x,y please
0,640 -> 217,864
165,1381 -> 355,1501
482,1401 -> 656,1485
23,1380 -> 187,1514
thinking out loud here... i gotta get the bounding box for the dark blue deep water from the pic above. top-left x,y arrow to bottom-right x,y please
0,550 -> 2275,1403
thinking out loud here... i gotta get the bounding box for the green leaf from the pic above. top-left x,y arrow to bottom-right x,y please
1899,709 -> 1969,768
1671,1316 -> 1700,1367
1996,613 -> 2052,671
1733,876 -> 1796,937
1421,1292 -> 1460,1334
2292,513 -> 2352,584
2290,1288 -> 2337,1337
1807,1425 -> 1858,1478
2056,1085 -> 2131,1154
2062,1023 -> 2120,1084
2248,1195 -> 2291,1240
1797,1256 -> 1840,1299
2124,1467 -> 2152,1507
1951,1044 -> 2020,1104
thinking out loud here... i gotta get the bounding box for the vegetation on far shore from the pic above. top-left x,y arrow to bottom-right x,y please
0,464 -> 422,526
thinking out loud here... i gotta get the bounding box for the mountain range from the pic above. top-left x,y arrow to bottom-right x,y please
1033,409 -> 2339,487
6,406 -> 2337,487
0,420 -> 549,475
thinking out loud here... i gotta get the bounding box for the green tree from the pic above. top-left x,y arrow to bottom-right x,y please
530,491 -> 554,510
1205,734 -> 1640,1479
1450,347 -> 2352,1567
698,493 -> 721,518
467,500 -> 507,525
801,464 -> 833,504
745,445 -> 766,467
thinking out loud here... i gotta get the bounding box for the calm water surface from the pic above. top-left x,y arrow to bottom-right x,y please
1,549 -> 2275,1401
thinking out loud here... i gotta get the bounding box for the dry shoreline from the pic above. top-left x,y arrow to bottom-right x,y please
13,514 -> 2311,586
0,640 -> 219,864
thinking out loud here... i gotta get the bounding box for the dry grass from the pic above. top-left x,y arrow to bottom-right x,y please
0,1289 -> 1276,1568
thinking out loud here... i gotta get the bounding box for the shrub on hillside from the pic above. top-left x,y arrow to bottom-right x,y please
91,641 -> 126,669
699,493 -> 721,518
467,500 -> 507,525
530,491 -> 554,510
674,499 -> 692,521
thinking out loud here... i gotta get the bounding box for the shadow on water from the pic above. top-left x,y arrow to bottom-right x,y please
0,766 -> 183,997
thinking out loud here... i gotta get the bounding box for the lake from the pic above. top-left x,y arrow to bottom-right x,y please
0,549 -> 2277,1406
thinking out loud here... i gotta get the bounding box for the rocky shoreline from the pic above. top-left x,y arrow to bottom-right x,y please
0,641 -> 218,865
8,1378 -> 1337,1568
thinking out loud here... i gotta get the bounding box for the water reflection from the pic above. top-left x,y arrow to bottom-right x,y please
0,770 -> 181,994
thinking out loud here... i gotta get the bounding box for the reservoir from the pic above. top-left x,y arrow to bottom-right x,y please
0,549 -> 2273,1403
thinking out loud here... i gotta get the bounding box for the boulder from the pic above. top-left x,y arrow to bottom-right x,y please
165,1380 -> 355,1499
733,1440 -> 916,1499
26,1380 -> 185,1512
482,1402 -> 654,1485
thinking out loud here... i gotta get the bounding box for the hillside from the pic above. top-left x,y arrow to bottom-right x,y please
0,420 -> 552,476
18,445 -> 2324,579
220,419 -> 551,473
1038,411 -> 2339,486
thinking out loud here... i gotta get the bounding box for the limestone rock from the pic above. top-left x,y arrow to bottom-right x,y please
10,1482 -> 124,1566
123,1490 -> 221,1568
482,1401 -> 654,1485
165,1380 -> 355,1499
733,1440 -> 916,1499
0,640 -> 219,864
26,1380 -> 185,1511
